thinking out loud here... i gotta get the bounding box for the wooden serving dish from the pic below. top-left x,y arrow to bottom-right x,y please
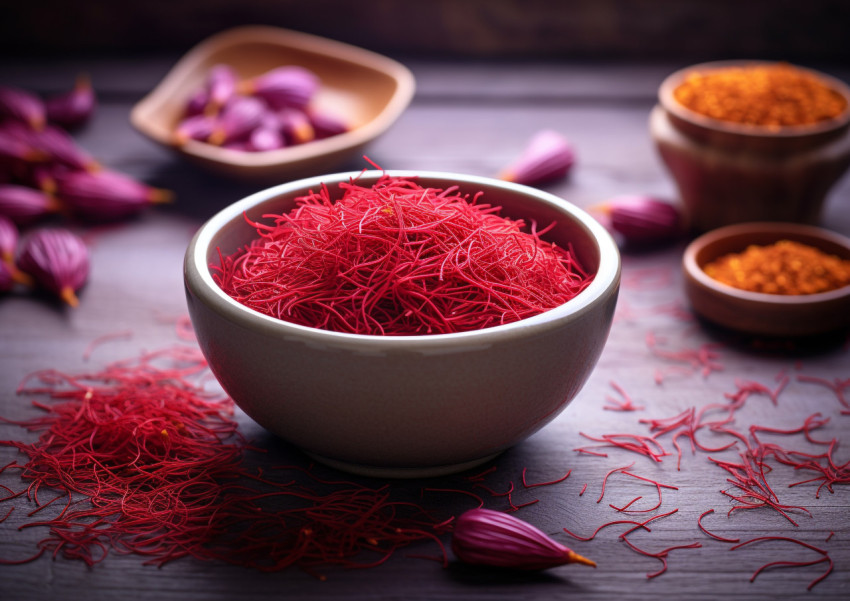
130,26 -> 415,182
683,222 -> 850,337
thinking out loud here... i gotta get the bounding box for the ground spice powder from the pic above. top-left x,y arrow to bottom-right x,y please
703,239 -> 850,295
673,63 -> 847,128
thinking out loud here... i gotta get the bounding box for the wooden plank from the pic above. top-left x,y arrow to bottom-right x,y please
1,57 -> 849,601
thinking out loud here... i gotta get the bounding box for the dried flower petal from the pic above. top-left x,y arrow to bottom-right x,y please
0,183 -> 59,225
0,86 -> 46,131
451,508 -> 596,570
239,66 -> 319,110
499,130 -> 575,186
208,96 -> 267,146
33,124 -> 99,171
56,170 -> 172,221
17,227 -> 89,306
598,195 -> 683,246
45,74 -> 97,130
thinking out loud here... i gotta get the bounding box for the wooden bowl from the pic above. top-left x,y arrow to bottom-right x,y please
650,60 -> 850,232
130,26 -> 415,182
683,222 -> 850,337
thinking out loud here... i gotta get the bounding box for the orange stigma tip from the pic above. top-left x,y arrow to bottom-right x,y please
208,130 -> 225,146
11,268 -> 33,287
587,203 -> 612,215
59,287 -> 80,308
161,429 -> 169,437
498,170 -> 515,183
149,188 -> 174,204
294,123 -> 316,144
567,550 -> 596,567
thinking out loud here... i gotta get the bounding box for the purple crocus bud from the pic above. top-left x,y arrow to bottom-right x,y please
238,66 -> 319,110
32,124 -> 100,171
451,509 -> 596,571
499,130 -> 575,186
278,107 -> 315,145
173,114 -> 216,145
17,227 -> 89,307
208,96 -> 266,146
0,183 -> 60,225
308,109 -> 349,139
184,88 -> 210,117
205,64 -> 238,114
0,86 -> 46,131
0,133 -> 46,163
0,261 -> 14,292
0,214 -> 32,285
248,125 -> 285,152
593,195 -> 683,247
45,74 -> 97,130
56,170 -> 172,221
0,214 -> 17,263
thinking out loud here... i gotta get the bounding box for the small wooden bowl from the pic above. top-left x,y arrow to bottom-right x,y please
130,26 -> 415,182
683,222 -> 850,337
650,60 -> 850,232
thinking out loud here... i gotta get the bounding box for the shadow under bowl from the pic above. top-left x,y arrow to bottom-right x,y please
683,222 -> 850,337
184,171 -> 621,477
131,26 -> 415,183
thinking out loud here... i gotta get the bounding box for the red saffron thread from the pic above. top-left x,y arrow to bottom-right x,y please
212,174 -> 593,336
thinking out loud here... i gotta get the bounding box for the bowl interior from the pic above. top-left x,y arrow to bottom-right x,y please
688,222 -> 850,300
659,60 -> 850,140
130,26 -> 414,175
194,170 -> 618,340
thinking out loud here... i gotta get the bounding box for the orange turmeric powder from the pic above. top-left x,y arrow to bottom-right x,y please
674,63 -> 847,128
703,240 -> 850,295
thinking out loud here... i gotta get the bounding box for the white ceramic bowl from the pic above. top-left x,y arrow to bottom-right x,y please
184,171 -> 620,477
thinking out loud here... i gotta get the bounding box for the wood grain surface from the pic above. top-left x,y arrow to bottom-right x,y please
1,57 -> 849,601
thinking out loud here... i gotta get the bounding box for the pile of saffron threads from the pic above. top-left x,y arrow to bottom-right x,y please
212,174 -> 592,335
0,347 -> 454,573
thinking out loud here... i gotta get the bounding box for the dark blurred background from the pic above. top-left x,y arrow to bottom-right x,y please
5,0 -> 849,62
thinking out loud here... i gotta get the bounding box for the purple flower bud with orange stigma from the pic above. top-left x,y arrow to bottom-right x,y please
0,134 -> 47,164
205,65 -> 238,115
17,227 -> 89,307
499,130 -> 575,186
238,66 -> 319,110
248,125 -> 285,152
45,74 -> 97,130
34,124 -> 100,171
56,170 -> 173,221
593,195 -> 683,246
451,508 -> 596,571
184,88 -> 210,118
0,260 -> 15,292
0,214 -> 32,285
278,107 -> 315,145
0,86 -> 46,131
308,109 -> 349,139
0,184 -> 60,225
207,96 -> 266,146
173,114 -> 215,145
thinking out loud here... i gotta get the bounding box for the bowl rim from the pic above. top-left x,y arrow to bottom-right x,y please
683,221 -> 850,306
130,25 -> 416,169
658,59 -> 850,139
185,170 -> 621,351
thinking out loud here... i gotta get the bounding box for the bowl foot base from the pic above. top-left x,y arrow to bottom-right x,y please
304,451 -> 503,479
